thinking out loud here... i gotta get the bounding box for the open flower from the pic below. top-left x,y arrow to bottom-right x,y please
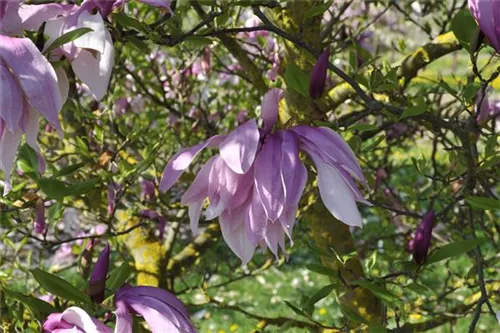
469,0 -> 500,52
43,307 -> 111,333
114,284 -> 197,333
160,88 -> 370,263
1,12 -> 62,193
19,2 -> 115,101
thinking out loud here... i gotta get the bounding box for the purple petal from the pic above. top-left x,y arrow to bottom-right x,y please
469,0 -> 500,52
0,63 -> 23,132
254,134 -> 285,221
0,123 -> 23,195
220,209 -> 255,264
264,221 -> 286,258
159,135 -> 224,193
0,0 -> 22,36
114,300 -> 133,333
0,36 -> 62,129
19,3 -> 78,31
246,189 -> 268,245
304,147 -> 363,227
279,131 -> 307,238
291,125 -> 365,182
261,88 -> 283,134
219,119 -> 260,174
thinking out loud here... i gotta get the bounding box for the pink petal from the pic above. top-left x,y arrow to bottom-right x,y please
304,147 -> 363,227
254,134 -> 284,221
0,63 -> 23,132
469,0 -> 500,52
0,124 -> 22,195
19,3 -> 78,31
0,36 -> 62,129
246,189 -> 268,245
261,88 -> 283,134
70,28 -> 114,101
220,209 -> 255,265
114,300 -> 133,333
219,119 -> 259,174
0,0 -> 22,35
60,307 -> 111,333
159,135 -> 224,193
291,125 -> 366,182
55,67 -> 70,105
73,10 -> 106,54
264,221 -> 286,258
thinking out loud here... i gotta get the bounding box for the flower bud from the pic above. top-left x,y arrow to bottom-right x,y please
412,210 -> 435,265
80,239 -> 95,280
88,243 -> 110,303
309,49 -> 330,99
34,199 -> 46,234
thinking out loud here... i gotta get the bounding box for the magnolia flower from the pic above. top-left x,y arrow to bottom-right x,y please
411,210 -> 435,265
89,243 -> 110,303
1,1 -> 63,193
140,178 -> 156,200
160,89 -> 369,263
309,49 -> 330,99
20,2 -> 115,101
43,307 -> 111,333
114,284 -> 197,333
469,0 -> 500,52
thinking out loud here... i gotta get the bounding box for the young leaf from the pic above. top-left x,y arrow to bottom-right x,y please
306,263 -> 338,277
4,289 -> 56,320
425,239 -> 484,265
450,9 -> 478,52
107,261 -> 133,293
31,268 -> 91,304
303,1 -> 333,21
304,284 -> 336,308
284,63 -> 309,97
399,104 -> 427,120
465,197 -> 500,210
44,28 -> 94,54
354,279 -> 401,305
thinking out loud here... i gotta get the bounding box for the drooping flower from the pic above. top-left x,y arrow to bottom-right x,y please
468,0 -> 500,52
89,243 -> 110,303
412,210 -> 435,265
34,198 -> 46,233
309,49 -> 330,99
0,33 -> 63,193
160,88 -> 370,264
42,306 -> 112,333
19,2 -> 115,101
114,284 -> 197,333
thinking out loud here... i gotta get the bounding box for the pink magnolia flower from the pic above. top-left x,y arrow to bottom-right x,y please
469,0 -> 500,52
19,2 -> 114,101
160,89 -> 370,263
115,284 -> 197,333
43,306 -> 112,333
1,2 -> 62,193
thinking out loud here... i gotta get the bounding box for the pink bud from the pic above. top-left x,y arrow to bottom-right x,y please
89,243 -> 110,303
412,210 -> 435,265
309,49 -> 330,99
34,199 -> 46,234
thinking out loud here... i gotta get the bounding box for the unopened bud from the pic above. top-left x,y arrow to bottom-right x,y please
309,49 -> 330,99
412,210 -> 435,265
34,199 -> 46,234
88,243 -> 110,303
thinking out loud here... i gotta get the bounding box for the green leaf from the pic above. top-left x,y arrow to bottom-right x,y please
426,239 -> 484,265
284,63 -> 309,97
284,300 -> 308,318
4,289 -> 56,320
69,178 -> 100,196
362,134 -> 385,152
114,13 -> 151,34
303,1 -> 332,21
339,304 -> 367,323
463,82 -> 480,102
465,196 -> 500,210
37,178 -> 69,201
399,104 -> 427,120
16,144 -> 39,178
354,279 -> 401,305
348,135 -> 362,153
183,36 -> 213,48
53,162 -> 88,178
305,284 -> 336,308
44,28 -> 94,54
107,262 -> 133,293
31,268 -> 91,304
306,264 -> 338,277
450,9 -> 478,52
350,123 -> 378,132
